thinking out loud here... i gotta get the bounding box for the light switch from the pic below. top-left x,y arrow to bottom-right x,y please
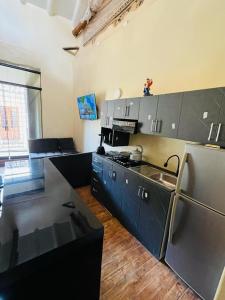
125,179 -> 129,184
172,123 -> 176,130
148,115 -> 152,120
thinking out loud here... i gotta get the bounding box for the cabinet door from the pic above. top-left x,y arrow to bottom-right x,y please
102,160 -> 114,212
126,98 -> 140,120
156,93 -> 182,138
216,88 -> 225,147
121,171 -> 141,237
178,88 -> 222,143
110,164 -> 124,218
138,179 -> 171,259
114,99 -> 126,119
138,96 -> 158,134
100,102 -> 108,127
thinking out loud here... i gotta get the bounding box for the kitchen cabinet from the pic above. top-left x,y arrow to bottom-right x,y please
178,88 -> 222,143
91,154 -> 174,259
91,154 -> 104,204
216,88 -> 225,147
100,100 -> 115,128
121,171 -> 142,237
102,160 -> 123,217
138,178 -> 172,259
114,98 -> 140,120
156,93 -> 183,138
138,96 -> 158,134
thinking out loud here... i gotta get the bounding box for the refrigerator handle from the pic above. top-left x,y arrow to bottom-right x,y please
216,123 -> 222,142
175,152 -> 188,194
169,152 -> 188,243
208,122 -> 214,141
168,194 -> 179,243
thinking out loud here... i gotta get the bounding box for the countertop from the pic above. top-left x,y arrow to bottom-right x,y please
0,158 -> 103,275
97,153 -> 177,191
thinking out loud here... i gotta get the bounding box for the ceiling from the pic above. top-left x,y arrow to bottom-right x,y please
20,0 -> 89,26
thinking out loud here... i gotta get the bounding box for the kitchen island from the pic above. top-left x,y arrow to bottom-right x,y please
0,158 -> 103,300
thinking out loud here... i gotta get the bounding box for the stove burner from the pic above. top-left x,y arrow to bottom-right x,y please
108,156 -> 142,168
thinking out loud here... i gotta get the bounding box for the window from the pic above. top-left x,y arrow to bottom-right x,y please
0,84 -> 29,157
0,61 -> 42,159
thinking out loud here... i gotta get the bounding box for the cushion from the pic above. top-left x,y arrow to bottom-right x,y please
29,139 -> 58,153
58,138 -> 76,152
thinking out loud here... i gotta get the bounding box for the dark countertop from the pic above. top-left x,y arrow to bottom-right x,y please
0,158 -> 103,275
94,153 -> 177,191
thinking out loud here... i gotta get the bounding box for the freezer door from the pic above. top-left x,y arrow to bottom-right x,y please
180,144 -> 225,215
165,194 -> 225,300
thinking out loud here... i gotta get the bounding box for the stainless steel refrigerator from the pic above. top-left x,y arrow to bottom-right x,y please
165,144 -> 225,300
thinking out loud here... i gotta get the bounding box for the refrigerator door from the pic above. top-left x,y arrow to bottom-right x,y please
180,144 -> 225,215
165,194 -> 225,300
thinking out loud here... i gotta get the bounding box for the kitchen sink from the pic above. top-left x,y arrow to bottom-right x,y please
150,173 -> 177,189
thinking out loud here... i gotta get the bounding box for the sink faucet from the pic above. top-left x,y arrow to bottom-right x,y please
163,155 -> 180,177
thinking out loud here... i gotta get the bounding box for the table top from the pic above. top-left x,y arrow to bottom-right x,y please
0,158 -> 103,274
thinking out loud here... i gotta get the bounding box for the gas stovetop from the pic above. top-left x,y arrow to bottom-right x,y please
107,155 -> 145,168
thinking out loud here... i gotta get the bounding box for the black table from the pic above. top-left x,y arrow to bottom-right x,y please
0,159 -> 103,300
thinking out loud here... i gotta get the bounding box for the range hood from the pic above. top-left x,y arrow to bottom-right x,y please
112,119 -> 138,134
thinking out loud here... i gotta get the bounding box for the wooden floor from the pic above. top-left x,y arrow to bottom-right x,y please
76,186 -> 200,300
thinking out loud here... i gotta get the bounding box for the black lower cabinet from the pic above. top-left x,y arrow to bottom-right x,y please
102,161 -> 122,218
121,171 -> 142,237
138,179 -> 172,259
91,154 -> 173,260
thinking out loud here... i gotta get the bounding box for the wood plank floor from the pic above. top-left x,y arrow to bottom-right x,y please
76,186 -> 200,300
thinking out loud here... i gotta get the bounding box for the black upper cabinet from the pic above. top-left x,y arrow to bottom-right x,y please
101,87 -> 225,146
100,101 -> 115,128
114,99 -> 126,119
178,88 -> 222,143
156,93 -> 183,138
126,98 -> 140,120
138,96 -> 158,134
114,98 -> 140,120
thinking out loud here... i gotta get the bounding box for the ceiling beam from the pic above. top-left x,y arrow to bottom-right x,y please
46,0 -> 55,16
72,0 -> 89,26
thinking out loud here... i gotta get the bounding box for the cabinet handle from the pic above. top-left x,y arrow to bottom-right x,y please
125,106 -> 128,117
112,171 -> 116,180
156,120 -> 162,133
151,120 -> 155,132
138,186 -> 142,197
168,194 -> 179,243
208,123 -> 214,141
216,123 -> 222,142
92,187 -> 98,193
127,106 -> 130,116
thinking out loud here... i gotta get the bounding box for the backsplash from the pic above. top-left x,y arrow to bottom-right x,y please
104,133 -> 186,173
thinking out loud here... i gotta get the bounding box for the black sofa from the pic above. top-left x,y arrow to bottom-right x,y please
29,138 -> 78,159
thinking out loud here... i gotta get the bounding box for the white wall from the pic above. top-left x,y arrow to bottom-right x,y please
0,0 -> 77,140
72,0 -> 225,171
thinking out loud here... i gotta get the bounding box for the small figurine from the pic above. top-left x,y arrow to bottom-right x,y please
143,78 -> 153,96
